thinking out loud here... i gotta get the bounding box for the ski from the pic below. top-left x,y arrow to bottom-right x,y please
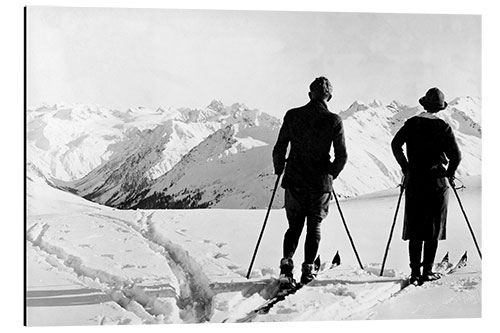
434,251 -> 453,274
432,250 -> 467,278
405,251 -> 468,288
418,250 -> 467,286
330,250 -> 341,268
236,253 -> 340,322
448,251 -> 467,274
389,250 -> 469,296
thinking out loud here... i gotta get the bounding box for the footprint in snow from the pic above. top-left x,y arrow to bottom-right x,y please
175,229 -> 187,236
116,227 -> 130,234
213,253 -> 229,259
452,277 -> 480,291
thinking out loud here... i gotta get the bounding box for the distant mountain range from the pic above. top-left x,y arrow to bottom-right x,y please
27,96 -> 481,209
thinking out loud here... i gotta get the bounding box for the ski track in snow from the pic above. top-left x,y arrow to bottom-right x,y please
26,175 -> 482,325
27,207 -> 482,324
27,210 -> 217,324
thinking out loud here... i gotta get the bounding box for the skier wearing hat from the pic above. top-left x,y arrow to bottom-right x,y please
391,87 -> 461,285
272,76 -> 347,286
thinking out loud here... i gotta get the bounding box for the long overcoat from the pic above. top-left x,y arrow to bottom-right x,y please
391,112 -> 461,241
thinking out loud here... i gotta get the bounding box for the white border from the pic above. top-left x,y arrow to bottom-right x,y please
2,0 -> 498,332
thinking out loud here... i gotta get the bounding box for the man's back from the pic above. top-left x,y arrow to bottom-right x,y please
273,99 -> 347,191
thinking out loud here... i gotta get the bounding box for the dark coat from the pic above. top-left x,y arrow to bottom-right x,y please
273,100 -> 347,192
391,112 -> 461,240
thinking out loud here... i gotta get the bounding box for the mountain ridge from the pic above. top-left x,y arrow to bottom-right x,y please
28,97 -> 481,209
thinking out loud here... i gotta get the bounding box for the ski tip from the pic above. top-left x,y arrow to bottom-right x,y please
331,250 -> 341,267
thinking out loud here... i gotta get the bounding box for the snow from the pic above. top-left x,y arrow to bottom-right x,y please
26,166 -> 482,325
24,95 -> 483,326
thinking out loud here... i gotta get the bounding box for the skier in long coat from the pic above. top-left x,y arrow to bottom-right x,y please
391,87 -> 461,284
273,77 -> 347,285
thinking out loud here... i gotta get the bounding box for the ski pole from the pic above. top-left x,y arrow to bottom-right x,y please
332,187 -> 364,270
450,179 -> 482,260
380,176 -> 405,276
246,174 -> 282,279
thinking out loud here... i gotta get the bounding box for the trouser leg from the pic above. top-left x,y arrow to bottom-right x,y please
409,239 -> 423,276
423,239 -> 438,272
283,219 -> 305,259
304,218 -> 321,264
283,188 -> 306,260
303,192 -> 330,264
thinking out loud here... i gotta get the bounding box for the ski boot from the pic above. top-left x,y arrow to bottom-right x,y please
278,258 -> 296,289
300,263 -> 318,285
421,266 -> 442,282
409,265 -> 421,286
409,272 -> 421,285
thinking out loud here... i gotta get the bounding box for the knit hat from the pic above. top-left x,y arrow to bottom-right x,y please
419,87 -> 448,112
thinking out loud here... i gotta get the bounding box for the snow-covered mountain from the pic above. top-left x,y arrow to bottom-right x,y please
130,124 -> 280,209
27,103 -> 171,181
333,96 -> 481,198
32,101 -> 280,208
27,97 -> 481,209
125,97 -> 482,209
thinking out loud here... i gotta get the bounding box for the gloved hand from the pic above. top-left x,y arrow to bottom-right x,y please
448,176 -> 456,188
274,166 -> 284,176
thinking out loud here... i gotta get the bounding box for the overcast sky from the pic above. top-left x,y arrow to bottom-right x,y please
27,6 -> 481,118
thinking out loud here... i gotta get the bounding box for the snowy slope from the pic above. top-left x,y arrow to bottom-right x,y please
27,103 -> 171,181
130,124 -> 282,209
26,165 -> 481,325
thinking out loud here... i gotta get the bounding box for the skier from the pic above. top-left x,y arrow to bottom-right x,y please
272,76 -> 347,286
391,87 -> 461,285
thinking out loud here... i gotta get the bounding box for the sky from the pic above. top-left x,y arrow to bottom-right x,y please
27,7 -> 481,118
